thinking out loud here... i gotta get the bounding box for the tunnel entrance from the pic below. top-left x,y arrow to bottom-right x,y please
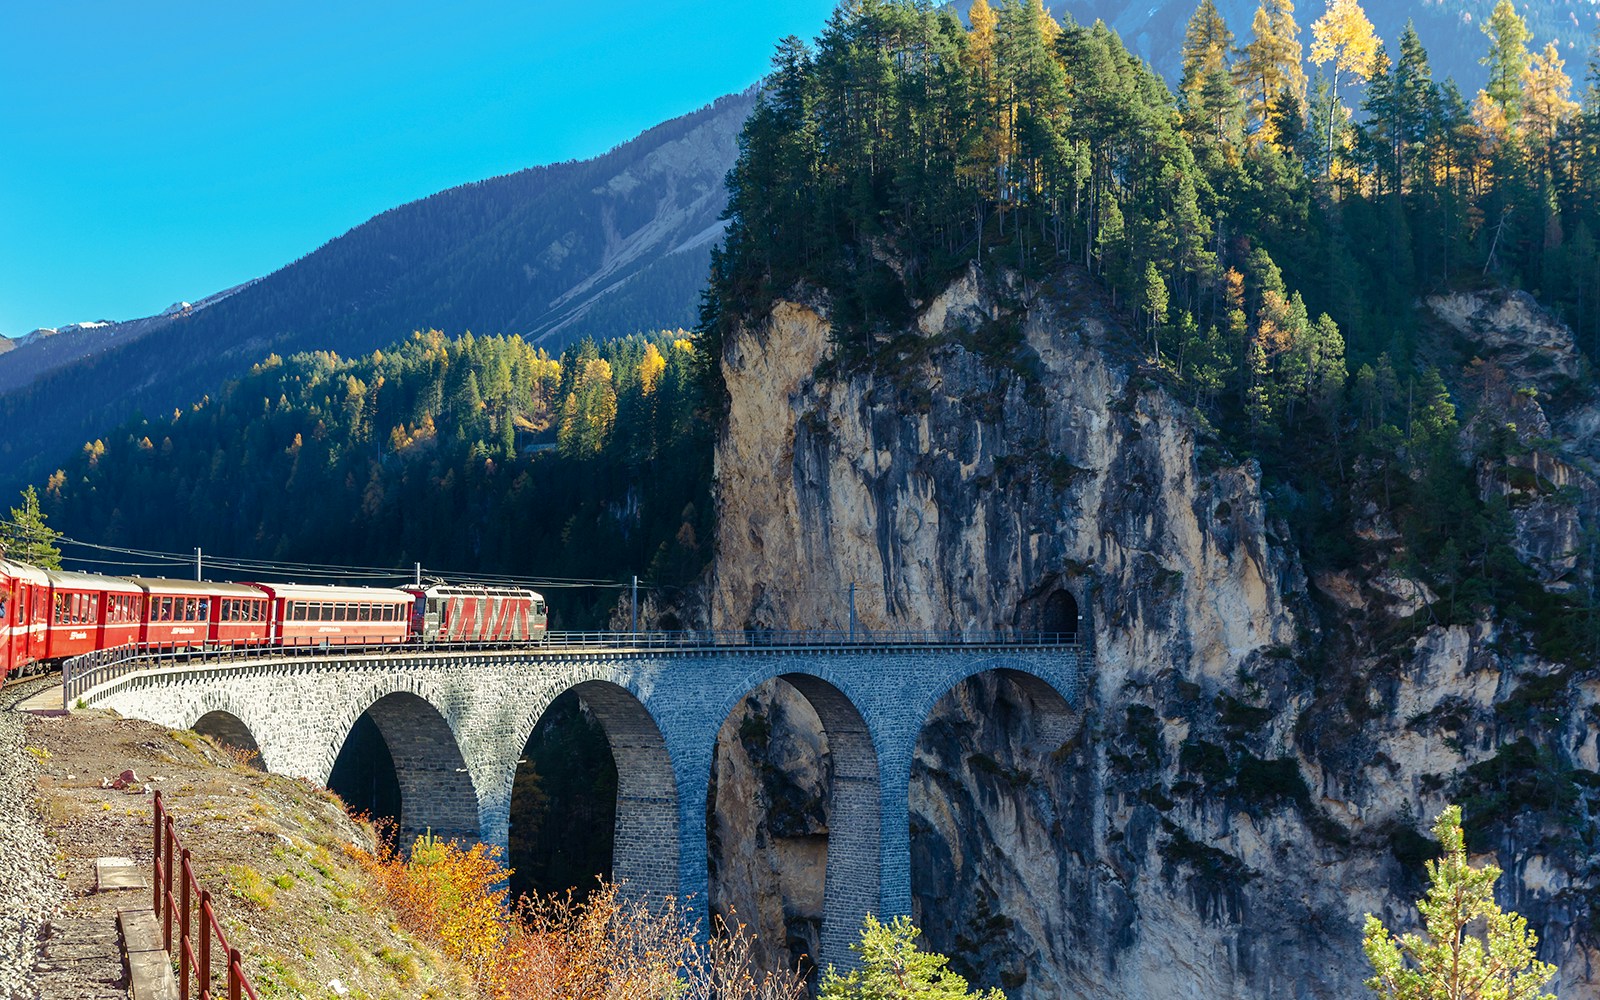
193,710 -> 266,770
1039,590 -> 1079,638
508,689 -> 619,903
327,714 -> 402,845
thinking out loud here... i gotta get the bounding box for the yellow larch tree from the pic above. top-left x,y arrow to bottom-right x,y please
1522,41 -> 1579,170
1235,0 -> 1307,148
1309,0 -> 1380,173
636,342 -> 667,396
962,0 -> 1006,201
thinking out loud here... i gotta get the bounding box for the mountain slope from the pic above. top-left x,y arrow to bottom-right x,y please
0,90 -> 752,491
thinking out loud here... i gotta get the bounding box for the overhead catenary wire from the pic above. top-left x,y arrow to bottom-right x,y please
2,524 -> 641,590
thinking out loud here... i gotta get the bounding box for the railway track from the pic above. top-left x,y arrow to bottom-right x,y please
0,670 -> 68,998
1,670 -> 62,712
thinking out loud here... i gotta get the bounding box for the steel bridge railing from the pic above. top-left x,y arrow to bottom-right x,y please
153,789 -> 259,1000
62,629 -> 1088,708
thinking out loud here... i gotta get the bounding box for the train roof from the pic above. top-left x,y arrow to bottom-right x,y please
246,583 -> 413,603
46,570 -> 142,594
404,583 -> 545,601
122,578 -> 267,597
0,558 -> 50,585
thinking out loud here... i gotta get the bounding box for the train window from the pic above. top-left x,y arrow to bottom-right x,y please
357,605 -> 370,622
287,601 -> 300,621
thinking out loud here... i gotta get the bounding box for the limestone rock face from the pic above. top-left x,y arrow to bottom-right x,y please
1439,290 -> 1600,593
1427,290 -> 1583,394
704,270 -> 1600,998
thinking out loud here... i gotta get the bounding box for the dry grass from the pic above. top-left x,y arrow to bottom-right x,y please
28,710 -> 476,1000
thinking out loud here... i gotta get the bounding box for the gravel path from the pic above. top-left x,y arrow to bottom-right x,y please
0,677 -> 68,1000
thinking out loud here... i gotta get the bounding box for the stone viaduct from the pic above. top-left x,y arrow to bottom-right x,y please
73,640 -> 1087,970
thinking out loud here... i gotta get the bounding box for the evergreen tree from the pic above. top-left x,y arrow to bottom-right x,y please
1481,0 -> 1531,125
1389,22 -> 1438,192
818,914 -> 1005,1000
3,486 -> 63,569
1179,0 -> 1242,149
1363,805 -> 1556,1000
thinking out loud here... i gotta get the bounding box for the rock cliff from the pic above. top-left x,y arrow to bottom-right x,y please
701,267 -> 1599,997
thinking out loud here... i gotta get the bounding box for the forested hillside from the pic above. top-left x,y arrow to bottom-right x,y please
699,0 -> 1600,661
42,331 -> 711,627
1028,0 -> 1596,90
0,90 -> 753,495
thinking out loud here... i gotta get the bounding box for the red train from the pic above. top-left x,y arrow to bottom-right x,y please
0,556 -> 548,684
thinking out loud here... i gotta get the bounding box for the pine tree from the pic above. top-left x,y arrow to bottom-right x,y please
1481,0 -> 1531,125
1363,805 -> 1556,1000
1140,260 -> 1171,359
1180,0 -> 1242,148
1389,22 -> 1438,191
3,486 -> 63,569
818,914 -> 1005,1000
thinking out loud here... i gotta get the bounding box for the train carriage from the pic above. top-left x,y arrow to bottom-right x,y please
128,578 -> 253,650
43,571 -> 142,660
404,583 -> 548,644
1,558 -> 51,681
250,583 -> 411,647
208,584 -> 272,648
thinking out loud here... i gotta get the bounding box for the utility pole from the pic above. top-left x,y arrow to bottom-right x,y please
414,562 -> 422,588
194,548 -> 202,581
631,575 -> 638,635
848,581 -> 857,642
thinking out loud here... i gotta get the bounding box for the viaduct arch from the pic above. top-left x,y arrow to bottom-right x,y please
78,642 -> 1086,971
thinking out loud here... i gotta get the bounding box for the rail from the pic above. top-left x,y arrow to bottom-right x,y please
152,789 -> 259,1000
64,628 -> 1088,708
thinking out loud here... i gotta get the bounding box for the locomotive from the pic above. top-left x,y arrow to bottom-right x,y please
0,556 -> 548,685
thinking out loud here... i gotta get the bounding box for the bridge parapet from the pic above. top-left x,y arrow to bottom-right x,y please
63,629 -> 1087,709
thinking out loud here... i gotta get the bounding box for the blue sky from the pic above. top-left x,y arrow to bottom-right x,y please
0,1 -> 840,337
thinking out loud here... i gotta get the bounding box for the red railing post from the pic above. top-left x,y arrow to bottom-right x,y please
199,891 -> 213,1000
152,790 -> 164,918
179,848 -> 192,1000
162,815 -> 175,951
228,948 -> 243,1000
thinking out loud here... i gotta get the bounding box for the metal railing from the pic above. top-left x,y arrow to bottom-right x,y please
64,628 -> 1088,707
153,789 -> 259,1000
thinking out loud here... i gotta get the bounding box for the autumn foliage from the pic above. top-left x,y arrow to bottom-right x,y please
353,829 -> 805,1000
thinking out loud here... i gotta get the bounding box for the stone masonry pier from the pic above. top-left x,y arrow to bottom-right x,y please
76,641 -> 1086,970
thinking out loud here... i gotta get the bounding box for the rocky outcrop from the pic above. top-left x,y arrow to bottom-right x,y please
703,269 -> 1599,997
1433,290 -> 1600,593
